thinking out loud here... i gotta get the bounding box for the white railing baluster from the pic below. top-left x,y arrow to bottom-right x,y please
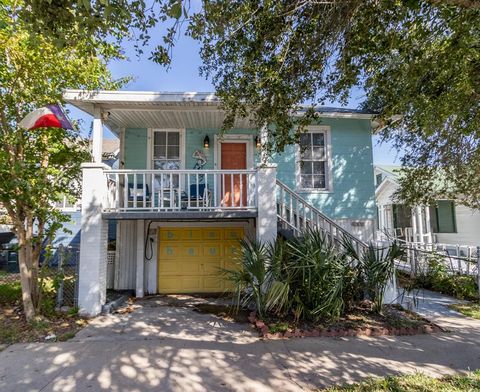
205,173 -> 209,207
230,173 -> 234,208
239,173 -> 243,208
115,173 -> 119,210
103,169 -> 257,213
123,174 -> 128,210
160,173 -> 164,210
142,173 -> 146,208
151,173 -> 155,209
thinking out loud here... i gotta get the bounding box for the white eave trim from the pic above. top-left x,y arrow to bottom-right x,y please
63,90 -> 375,120
375,177 -> 399,197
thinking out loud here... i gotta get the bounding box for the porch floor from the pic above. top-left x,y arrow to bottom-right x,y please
102,210 -> 257,220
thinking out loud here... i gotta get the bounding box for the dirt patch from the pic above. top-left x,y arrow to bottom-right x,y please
250,303 -> 444,339
0,304 -> 88,344
192,303 -> 250,323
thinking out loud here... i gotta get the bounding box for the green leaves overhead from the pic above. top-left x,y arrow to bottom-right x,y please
16,0 -> 480,207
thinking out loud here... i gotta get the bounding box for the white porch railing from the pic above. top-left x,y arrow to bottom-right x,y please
104,169 -> 257,212
276,180 -> 367,254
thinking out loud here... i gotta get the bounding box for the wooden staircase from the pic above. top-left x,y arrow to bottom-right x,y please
276,180 -> 367,254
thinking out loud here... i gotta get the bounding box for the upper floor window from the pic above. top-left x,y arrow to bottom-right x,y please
297,128 -> 331,191
153,130 -> 181,170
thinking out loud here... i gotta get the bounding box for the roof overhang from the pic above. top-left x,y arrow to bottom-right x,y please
63,90 -> 376,134
375,177 -> 399,198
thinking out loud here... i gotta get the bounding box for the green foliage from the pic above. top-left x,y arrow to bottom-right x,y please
18,1 -> 480,206
345,241 -> 404,313
0,281 -> 21,305
190,1 -> 480,207
225,230 -> 400,322
325,370 -> 480,392
0,0 -> 124,319
410,257 -> 479,301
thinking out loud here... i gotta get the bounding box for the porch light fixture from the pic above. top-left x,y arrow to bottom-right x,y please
255,136 -> 261,149
203,134 -> 210,148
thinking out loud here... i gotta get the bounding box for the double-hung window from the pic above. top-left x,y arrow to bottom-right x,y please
297,128 -> 330,191
153,130 -> 182,189
153,130 -> 181,170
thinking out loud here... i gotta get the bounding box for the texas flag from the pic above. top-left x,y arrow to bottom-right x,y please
18,104 -> 73,130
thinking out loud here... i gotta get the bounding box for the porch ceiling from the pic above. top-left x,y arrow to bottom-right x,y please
64,90 -> 376,133
64,90 -> 257,132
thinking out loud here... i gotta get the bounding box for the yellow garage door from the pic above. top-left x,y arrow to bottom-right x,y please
157,227 -> 243,293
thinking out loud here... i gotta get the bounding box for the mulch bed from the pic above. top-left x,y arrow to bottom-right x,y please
0,304 -> 88,345
249,303 -> 445,339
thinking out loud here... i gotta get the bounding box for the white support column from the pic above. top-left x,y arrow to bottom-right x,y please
417,206 -> 424,244
424,205 -> 432,243
411,207 -> 417,243
259,124 -> 269,165
256,163 -> 277,244
92,107 -> 103,163
78,162 -> 110,316
135,219 -> 145,298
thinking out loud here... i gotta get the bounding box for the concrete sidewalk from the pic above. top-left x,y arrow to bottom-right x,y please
1,293 -> 480,392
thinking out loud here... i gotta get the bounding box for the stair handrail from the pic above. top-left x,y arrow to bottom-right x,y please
276,179 -> 368,254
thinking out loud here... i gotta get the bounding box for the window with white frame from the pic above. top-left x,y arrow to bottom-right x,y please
153,130 -> 181,170
298,129 -> 329,190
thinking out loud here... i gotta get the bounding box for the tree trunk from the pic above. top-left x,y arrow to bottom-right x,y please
17,231 -> 35,321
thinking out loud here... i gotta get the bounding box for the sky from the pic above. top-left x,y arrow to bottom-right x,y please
67,30 -> 401,166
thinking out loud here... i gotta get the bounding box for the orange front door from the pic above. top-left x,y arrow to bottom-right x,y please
221,142 -> 247,207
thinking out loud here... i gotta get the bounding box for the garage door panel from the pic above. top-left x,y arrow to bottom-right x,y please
202,228 -> 222,240
224,242 -> 242,258
224,227 -> 243,240
158,226 -> 243,294
202,243 -> 222,258
180,228 -> 203,240
160,228 -> 183,241
181,245 -> 201,258
159,244 -> 182,259
203,261 -> 222,275
203,277 -> 223,292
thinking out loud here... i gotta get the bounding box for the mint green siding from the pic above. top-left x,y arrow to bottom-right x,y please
185,129 -> 257,170
124,128 -> 148,169
274,118 -> 375,219
123,119 -> 375,220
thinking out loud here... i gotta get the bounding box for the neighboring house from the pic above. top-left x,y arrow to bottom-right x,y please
375,165 -> 480,247
53,138 -> 120,249
64,90 -> 377,315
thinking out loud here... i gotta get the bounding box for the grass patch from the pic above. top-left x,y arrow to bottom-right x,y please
449,303 -> 480,320
323,370 -> 480,391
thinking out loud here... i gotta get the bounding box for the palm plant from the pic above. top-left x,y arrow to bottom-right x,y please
344,240 -> 404,313
222,239 -> 269,318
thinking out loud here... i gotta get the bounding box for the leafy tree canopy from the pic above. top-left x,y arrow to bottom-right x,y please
0,0 -> 124,319
20,0 -> 480,208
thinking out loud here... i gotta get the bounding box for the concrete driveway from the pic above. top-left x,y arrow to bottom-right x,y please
1,292 -> 480,392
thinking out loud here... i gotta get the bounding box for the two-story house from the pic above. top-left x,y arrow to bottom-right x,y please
64,90 -> 377,316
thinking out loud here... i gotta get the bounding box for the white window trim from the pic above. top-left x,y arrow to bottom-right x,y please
295,125 -> 333,193
148,128 -> 186,170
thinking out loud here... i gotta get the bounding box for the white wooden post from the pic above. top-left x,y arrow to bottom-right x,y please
78,162 -> 109,316
136,219 -> 145,298
417,206 -> 424,244
424,205 -> 432,243
259,124 -> 269,165
256,163 -> 278,244
92,107 -> 103,163
411,207 -> 417,243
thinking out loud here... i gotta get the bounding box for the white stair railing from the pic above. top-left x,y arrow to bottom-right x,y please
276,180 -> 367,254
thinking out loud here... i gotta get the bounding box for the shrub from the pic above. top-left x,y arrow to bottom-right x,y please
225,230 -> 401,322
